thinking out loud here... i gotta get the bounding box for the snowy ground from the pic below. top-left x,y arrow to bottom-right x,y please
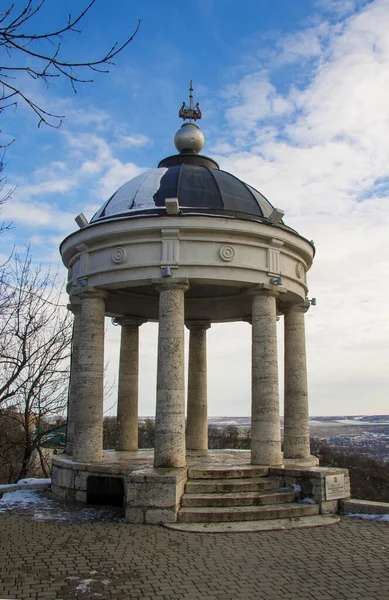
0,479 -> 124,522
344,513 -> 389,523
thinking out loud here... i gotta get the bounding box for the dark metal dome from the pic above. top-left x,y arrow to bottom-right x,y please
91,154 -> 282,226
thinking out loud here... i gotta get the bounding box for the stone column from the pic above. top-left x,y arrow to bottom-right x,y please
116,317 -> 146,451
154,279 -> 189,468
73,289 -> 106,463
186,320 -> 211,451
251,287 -> 282,466
283,303 -> 311,459
66,302 -> 81,455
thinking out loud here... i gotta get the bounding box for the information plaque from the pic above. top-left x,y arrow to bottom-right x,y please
325,474 -> 346,500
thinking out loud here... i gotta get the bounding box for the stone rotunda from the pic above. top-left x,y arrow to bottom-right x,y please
52,85 -> 350,524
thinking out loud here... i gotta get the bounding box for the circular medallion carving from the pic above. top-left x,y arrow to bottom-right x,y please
219,244 -> 235,262
296,262 -> 305,279
112,247 -> 127,264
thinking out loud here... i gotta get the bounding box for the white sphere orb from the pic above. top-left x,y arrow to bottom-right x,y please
174,123 -> 204,154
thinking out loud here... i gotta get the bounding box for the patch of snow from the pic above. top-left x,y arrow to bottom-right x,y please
345,513 -> 389,522
0,477 -> 50,493
33,512 -> 69,521
292,484 -> 302,492
75,579 -> 95,593
0,488 -> 124,522
17,478 -> 51,486
0,489 -> 50,505
298,497 -> 316,505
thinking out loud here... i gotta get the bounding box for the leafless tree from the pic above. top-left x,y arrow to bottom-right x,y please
0,0 -> 140,127
0,154 -> 13,234
0,248 -> 72,481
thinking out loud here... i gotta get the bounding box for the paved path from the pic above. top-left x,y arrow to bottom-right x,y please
0,506 -> 388,600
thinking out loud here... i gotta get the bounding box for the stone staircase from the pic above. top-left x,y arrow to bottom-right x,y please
177,465 -> 319,523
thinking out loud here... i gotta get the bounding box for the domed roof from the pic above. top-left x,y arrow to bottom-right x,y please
91,161 -> 277,224
90,84 -> 294,232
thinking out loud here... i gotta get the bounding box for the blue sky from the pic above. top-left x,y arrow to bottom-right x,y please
2,0 -> 389,417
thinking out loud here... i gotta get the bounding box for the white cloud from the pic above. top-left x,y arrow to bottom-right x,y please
26,178 -> 78,196
2,200 -> 75,230
289,2 -> 389,147
115,133 -> 151,148
98,160 -> 145,199
4,130 -> 146,238
64,132 -> 146,199
315,0 -> 360,18
64,106 -> 112,130
213,0 -> 389,415
225,72 -> 294,131
275,23 -> 328,64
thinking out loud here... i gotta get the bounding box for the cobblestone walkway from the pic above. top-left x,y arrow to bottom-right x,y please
0,508 -> 388,600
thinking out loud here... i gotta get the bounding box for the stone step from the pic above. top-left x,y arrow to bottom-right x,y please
165,514 -> 340,533
181,490 -> 298,508
185,476 -> 281,494
188,465 -> 269,480
178,502 -> 319,523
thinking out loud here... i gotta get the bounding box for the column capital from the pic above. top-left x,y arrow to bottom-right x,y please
185,320 -> 211,331
78,287 -> 108,301
114,316 -> 148,329
67,302 -> 81,315
246,283 -> 287,298
281,301 -> 310,315
153,277 -> 190,293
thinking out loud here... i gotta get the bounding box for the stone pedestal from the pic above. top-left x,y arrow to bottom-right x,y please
154,279 -> 189,468
283,304 -> 311,459
66,302 -> 81,455
73,289 -> 106,463
186,321 -> 211,451
116,317 -> 146,451
250,288 -> 282,466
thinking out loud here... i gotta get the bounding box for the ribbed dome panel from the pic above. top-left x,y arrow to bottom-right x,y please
91,163 -> 275,223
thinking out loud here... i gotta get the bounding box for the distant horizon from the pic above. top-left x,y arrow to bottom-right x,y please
135,414 -> 389,420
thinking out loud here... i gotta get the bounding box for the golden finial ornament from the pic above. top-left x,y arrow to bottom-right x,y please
178,81 -> 202,122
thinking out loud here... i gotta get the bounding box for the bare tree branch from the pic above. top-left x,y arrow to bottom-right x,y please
0,1 -> 140,127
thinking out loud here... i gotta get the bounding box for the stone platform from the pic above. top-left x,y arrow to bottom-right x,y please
52,449 -> 350,524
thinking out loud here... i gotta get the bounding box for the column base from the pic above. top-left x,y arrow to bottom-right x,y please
283,455 -> 319,468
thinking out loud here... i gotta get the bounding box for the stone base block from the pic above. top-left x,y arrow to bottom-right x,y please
125,507 -> 145,524
52,452 -> 188,523
340,499 -> 389,515
270,466 -> 350,513
320,500 -> 339,514
145,508 -> 177,524
126,466 -> 187,523
51,482 -> 77,502
283,455 -> 319,468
